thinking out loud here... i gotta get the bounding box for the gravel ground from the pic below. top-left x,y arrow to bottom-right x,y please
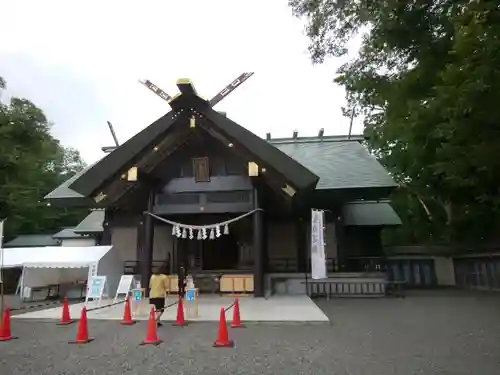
1,290 -> 499,375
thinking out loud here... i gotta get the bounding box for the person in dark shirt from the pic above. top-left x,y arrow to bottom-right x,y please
178,265 -> 187,299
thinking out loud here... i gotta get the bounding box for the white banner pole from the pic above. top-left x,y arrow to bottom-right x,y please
310,209 -> 327,279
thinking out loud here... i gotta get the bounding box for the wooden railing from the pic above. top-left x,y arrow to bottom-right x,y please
268,258 -> 298,272
304,279 -> 405,299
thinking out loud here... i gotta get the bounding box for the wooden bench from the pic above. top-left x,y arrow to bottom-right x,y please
303,279 -> 405,299
220,275 -> 254,296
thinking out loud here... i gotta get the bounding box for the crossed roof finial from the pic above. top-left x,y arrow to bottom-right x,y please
139,72 -> 254,108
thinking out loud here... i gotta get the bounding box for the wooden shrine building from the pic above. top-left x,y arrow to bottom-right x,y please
46,78 -> 401,297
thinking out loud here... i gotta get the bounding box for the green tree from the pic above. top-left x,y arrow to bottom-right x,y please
290,0 -> 500,244
0,77 -> 88,240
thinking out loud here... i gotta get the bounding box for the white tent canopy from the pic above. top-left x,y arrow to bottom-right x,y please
1,246 -> 123,300
2,246 -> 112,268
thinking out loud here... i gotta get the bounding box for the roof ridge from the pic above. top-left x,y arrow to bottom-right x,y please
269,135 -> 364,144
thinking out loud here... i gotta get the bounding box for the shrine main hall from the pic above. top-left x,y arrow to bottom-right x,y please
46,78 -> 401,297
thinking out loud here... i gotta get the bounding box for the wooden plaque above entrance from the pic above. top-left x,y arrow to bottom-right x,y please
193,157 -> 210,182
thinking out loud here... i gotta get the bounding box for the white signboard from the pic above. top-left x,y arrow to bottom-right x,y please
114,275 -> 135,302
310,209 -> 327,280
89,263 -> 98,278
86,275 -> 107,304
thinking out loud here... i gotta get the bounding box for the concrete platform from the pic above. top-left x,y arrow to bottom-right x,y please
13,295 -> 329,322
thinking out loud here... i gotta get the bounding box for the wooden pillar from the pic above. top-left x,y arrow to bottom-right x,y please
253,188 -> 265,297
262,213 -> 268,273
335,210 -> 347,271
140,190 -> 155,296
296,218 -> 307,272
99,209 -> 113,246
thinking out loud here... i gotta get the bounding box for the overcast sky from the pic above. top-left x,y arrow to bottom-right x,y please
0,0 -> 361,164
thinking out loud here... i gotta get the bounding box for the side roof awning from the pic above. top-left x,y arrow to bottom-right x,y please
73,210 -> 105,233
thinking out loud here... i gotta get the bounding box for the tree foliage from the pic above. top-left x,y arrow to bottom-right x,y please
290,0 -> 500,244
0,77 -> 88,240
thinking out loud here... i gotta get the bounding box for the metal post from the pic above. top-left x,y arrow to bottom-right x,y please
348,108 -> 355,139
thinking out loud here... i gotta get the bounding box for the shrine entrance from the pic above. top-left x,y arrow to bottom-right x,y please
174,216 -> 253,273
201,234 -> 239,271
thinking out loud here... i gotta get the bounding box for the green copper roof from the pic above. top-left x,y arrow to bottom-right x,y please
3,234 -> 60,248
271,137 -> 397,190
46,135 -> 397,203
343,201 -> 402,226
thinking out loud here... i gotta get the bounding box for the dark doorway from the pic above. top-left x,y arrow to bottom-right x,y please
202,234 -> 239,270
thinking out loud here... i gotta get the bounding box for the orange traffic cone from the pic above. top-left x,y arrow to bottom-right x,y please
213,307 -> 234,348
140,307 -> 162,346
173,296 -> 187,326
231,298 -> 245,328
57,297 -> 74,325
69,307 -> 94,344
120,297 -> 135,325
0,308 -> 17,341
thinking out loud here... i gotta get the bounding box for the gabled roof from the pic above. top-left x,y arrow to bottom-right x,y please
44,164 -> 99,206
73,210 -> 105,233
343,200 -> 402,226
3,234 -> 60,248
270,136 -> 397,190
68,82 -> 319,198
44,167 -> 90,199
